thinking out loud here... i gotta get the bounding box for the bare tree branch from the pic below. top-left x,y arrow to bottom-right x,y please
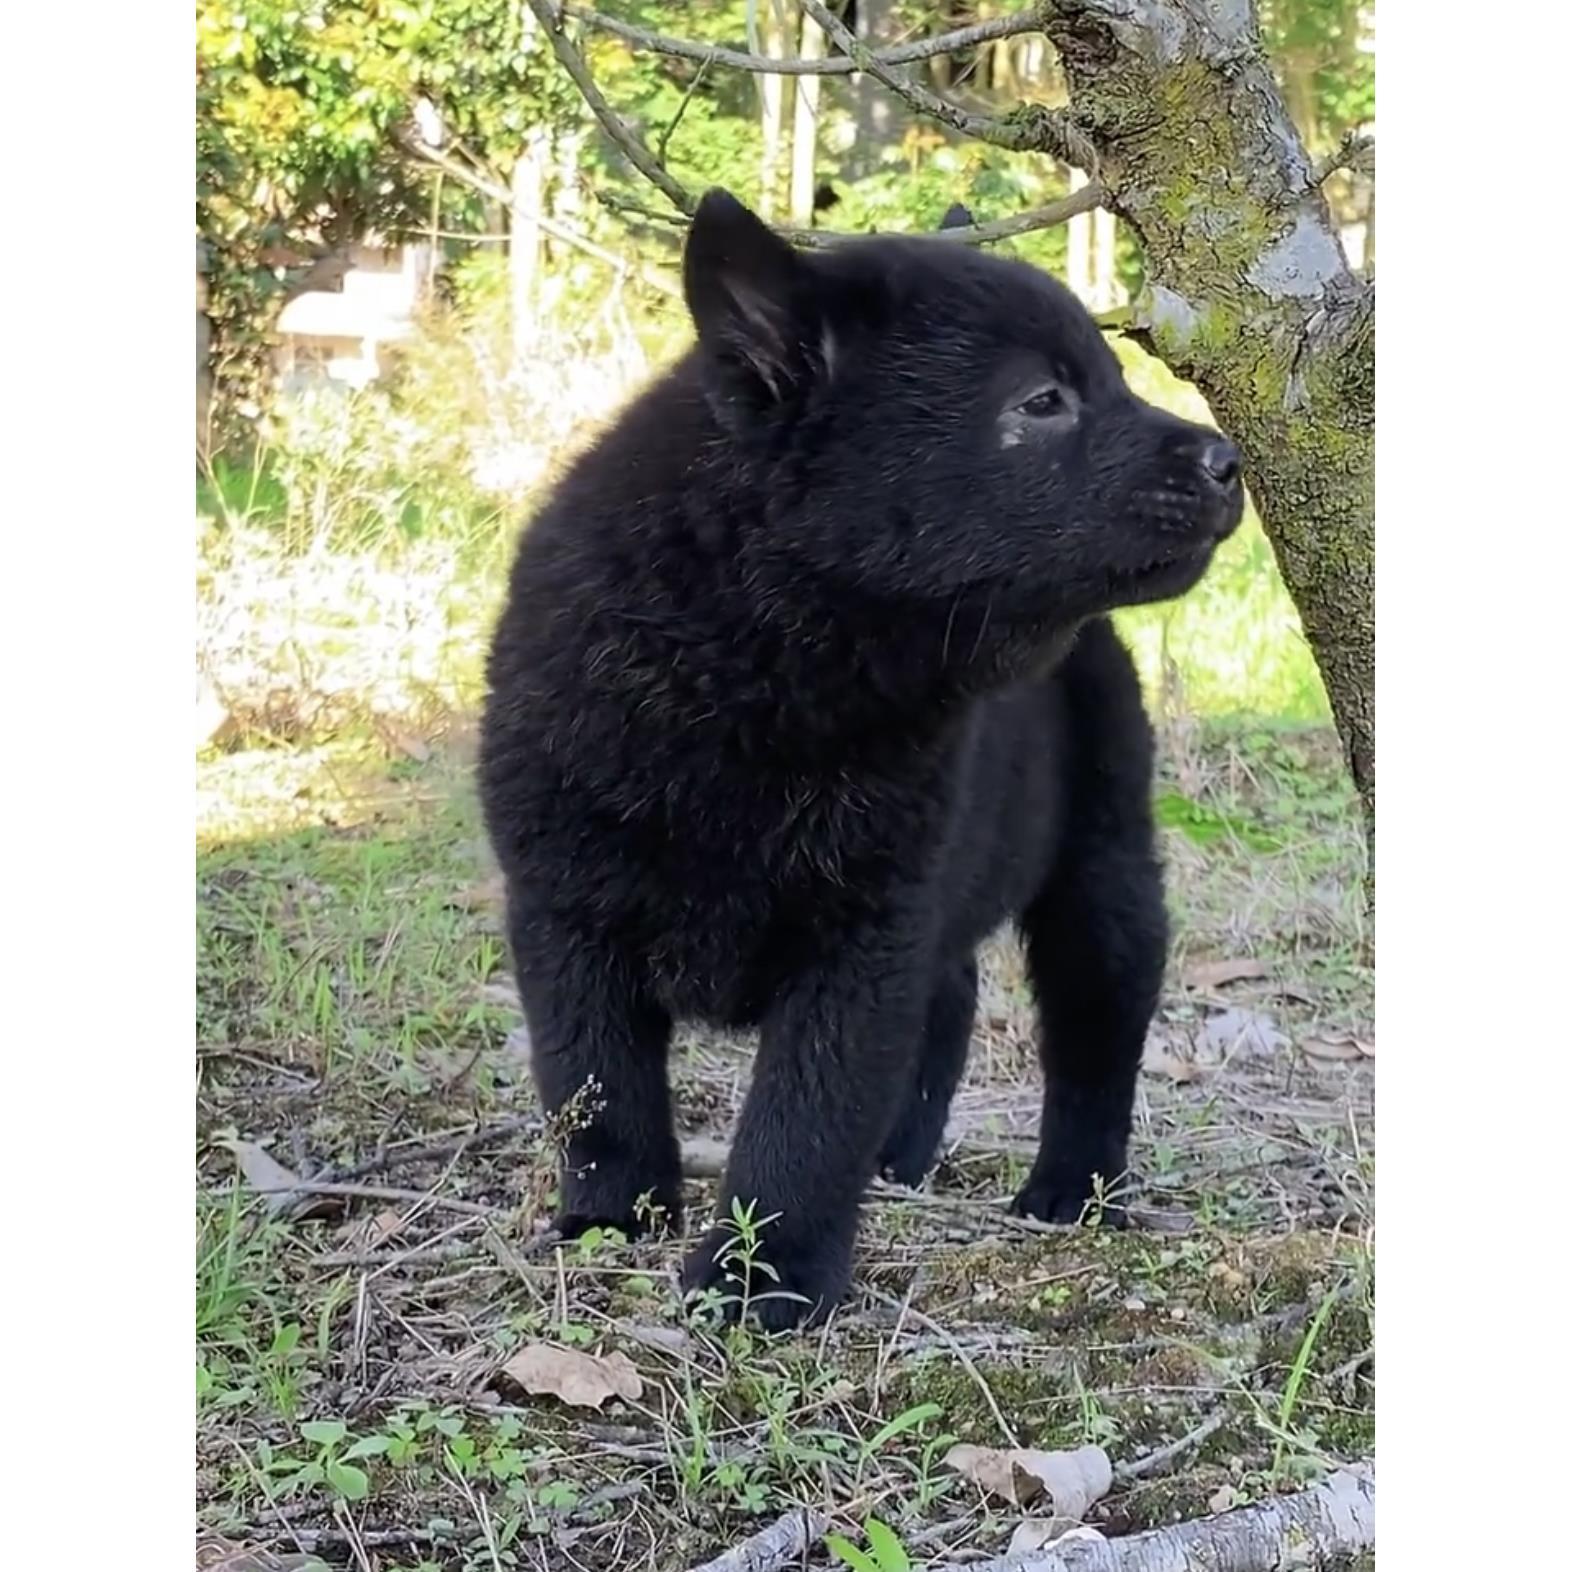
396,132 -> 513,207
564,1 -> 1048,76
800,0 -> 1097,171
1313,130 -> 1375,185
523,0 -> 694,214
396,132 -> 681,297
598,182 -> 1103,251
525,0 -> 1099,253
929,182 -> 1104,244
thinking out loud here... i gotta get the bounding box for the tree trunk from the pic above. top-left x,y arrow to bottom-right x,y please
1038,1 -> 1375,910
510,132 -> 548,364
196,239 -> 213,457
789,11 -> 825,226
1091,202 -> 1122,312
847,0 -> 912,179
758,3 -> 789,219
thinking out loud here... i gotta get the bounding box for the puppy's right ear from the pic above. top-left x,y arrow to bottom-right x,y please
684,188 -> 822,424
938,203 -> 975,231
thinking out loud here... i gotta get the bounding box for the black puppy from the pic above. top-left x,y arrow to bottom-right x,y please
480,190 -> 1243,1328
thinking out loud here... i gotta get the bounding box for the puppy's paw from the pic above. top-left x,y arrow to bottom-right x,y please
1012,1160 -> 1130,1229
680,1226 -> 851,1331
554,1165 -> 682,1241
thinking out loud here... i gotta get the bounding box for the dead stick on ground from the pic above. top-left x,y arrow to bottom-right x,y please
1113,1408 -> 1227,1482
685,1507 -> 830,1572
335,1115 -> 542,1181
929,1461 -> 1374,1572
244,1181 -> 499,1217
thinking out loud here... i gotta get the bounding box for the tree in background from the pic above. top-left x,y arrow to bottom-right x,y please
197,0 -> 576,433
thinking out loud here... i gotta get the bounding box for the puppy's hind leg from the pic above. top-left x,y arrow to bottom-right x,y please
879,954 -> 977,1187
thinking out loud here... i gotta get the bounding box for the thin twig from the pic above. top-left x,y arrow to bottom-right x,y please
524,0 -> 693,213
1113,1407 -> 1227,1481
868,1288 -> 1021,1448
1313,130 -> 1375,185
257,1525 -> 450,1552
396,136 -> 682,296
657,46 -> 717,163
333,1114 -> 541,1182
929,184 -> 1105,242
226,1439 -> 314,1561
596,171 -> 1099,250
802,0 -> 1097,171
241,1180 -> 499,1217
565,1 -> 1048,76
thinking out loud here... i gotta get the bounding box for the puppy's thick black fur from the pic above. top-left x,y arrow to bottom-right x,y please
480,191 -> 1243,1328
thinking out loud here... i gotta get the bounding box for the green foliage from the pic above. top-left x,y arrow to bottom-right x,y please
826,1517 -> 913,1572
1258,0 -> 1375,149
197,0 -> 579,433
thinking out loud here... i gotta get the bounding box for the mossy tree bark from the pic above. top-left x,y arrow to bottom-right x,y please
1033,1 -> 1374,904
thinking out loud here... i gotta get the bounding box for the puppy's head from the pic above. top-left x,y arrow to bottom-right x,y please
683,188 -> 1243,619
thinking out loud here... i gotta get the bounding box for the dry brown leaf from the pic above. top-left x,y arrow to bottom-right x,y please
342,1207 -> 405,1245
225,1139 -> 336,1220
500,1343 -> 643,1409
1143,1047 -> 1204,1084
944,1442 -> 1112,1517
1181,957 -> 1270,990
1300,1034 -> 1364,1062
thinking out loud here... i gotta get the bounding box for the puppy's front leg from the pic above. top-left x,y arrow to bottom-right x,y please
682,935 -> 923,1329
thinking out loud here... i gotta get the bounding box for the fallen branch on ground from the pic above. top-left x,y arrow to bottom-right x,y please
240,1180 -> 498,1217
685,1507 -> 830,1572
928,1462 -> 1375,1572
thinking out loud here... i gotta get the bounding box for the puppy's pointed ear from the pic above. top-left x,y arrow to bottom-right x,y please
684,188 -> 822,422
938,203 -> 975,231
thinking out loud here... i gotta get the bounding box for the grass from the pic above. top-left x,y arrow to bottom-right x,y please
197,723 -> 1372,1569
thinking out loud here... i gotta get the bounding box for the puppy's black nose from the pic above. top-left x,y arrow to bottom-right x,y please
1201,439 -> 1241,489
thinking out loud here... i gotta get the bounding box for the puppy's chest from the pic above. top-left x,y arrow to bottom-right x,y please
637,772 -> 934,1022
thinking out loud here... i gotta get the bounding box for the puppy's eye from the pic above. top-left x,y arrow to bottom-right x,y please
1020,387 -> 1070,419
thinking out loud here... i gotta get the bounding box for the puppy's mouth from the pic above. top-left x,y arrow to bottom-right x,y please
1110,547 -> 1216,606
1107,489 -> 1243,605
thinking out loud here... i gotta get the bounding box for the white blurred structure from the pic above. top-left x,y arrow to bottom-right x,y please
275,241 -> 432,391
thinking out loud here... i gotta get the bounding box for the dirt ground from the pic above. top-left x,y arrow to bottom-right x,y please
196,721 -> 1373,1570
